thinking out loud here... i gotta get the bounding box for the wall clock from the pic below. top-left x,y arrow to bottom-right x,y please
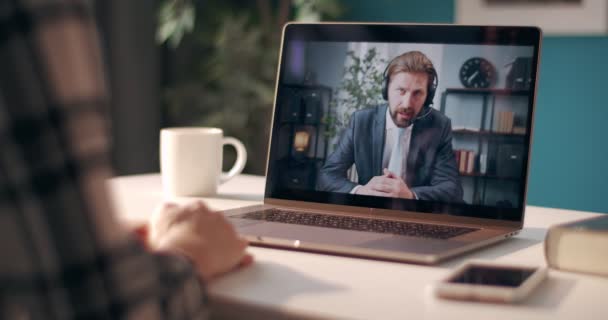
459,57 -> 497,89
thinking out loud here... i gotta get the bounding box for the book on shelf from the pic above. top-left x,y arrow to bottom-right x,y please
495,111 -> 515,133
466,151 -> 475,174
544,215 -> 608,277
455,149 -> 476,174
457,150 -> 465,173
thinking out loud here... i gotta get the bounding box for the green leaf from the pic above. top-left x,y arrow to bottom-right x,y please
157,0 -> 196,47
182,5 -> 195,31
157,19 -> 178,43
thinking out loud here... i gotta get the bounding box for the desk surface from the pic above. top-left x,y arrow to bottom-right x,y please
108,174 -> 608,320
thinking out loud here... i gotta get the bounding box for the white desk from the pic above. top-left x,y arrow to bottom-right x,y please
108,174 -> 608,320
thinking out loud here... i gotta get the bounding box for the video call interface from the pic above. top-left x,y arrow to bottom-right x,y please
271,40 -> 535,210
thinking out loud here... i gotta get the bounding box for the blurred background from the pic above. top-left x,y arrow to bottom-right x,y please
96,0 -> 608,214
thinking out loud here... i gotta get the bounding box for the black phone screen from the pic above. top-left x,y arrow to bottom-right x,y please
448,265 -> 537,287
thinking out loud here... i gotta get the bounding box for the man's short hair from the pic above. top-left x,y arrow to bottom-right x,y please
386,50 -> 437,85
383,51 -> 438,107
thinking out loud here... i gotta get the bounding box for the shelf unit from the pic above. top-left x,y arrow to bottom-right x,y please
459,172 -> 521,181
440,87 -> 530,206
276,84 -> 332,190
452,129 -> 526,138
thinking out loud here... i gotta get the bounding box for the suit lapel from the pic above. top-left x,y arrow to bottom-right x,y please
372,105 -> 386,176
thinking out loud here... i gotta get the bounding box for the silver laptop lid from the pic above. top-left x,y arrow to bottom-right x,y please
264,23 -> 541,226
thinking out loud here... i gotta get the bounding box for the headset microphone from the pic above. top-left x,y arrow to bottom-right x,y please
399,106 -> 433,128
413,106 -> 432,122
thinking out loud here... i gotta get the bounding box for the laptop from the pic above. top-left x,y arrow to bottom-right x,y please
221,23 -> 541,264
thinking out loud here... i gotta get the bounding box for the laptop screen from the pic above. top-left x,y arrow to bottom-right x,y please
266,24 -> 541,222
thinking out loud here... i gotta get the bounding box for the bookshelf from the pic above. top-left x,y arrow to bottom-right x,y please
443,88 -> 530,96
440,88 -> 530,206
276,84 -> 332,190
459,172 -> 521,181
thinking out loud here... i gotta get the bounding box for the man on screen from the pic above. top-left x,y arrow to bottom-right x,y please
317,51 -> 463,202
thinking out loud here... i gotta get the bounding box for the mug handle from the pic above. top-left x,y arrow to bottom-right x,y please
220,137 -> 247,183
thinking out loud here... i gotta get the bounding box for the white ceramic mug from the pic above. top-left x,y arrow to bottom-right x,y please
160,127 -> 247,196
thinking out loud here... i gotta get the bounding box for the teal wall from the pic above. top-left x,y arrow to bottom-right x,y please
344,0 -> 608,214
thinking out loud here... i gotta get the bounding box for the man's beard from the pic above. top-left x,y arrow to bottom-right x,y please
390,108 -> 417,128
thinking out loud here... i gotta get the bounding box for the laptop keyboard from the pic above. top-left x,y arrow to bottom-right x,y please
237,208 -> 478,240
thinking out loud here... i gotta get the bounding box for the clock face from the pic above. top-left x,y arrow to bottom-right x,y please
459,57 -> 497,89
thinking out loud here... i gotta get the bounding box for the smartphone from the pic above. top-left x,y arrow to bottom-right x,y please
434,262 -> 547,303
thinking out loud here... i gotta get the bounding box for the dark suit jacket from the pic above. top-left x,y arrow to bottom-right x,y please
317,104 -> 463,202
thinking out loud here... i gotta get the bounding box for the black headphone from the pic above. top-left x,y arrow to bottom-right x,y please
381,56 -> 439,109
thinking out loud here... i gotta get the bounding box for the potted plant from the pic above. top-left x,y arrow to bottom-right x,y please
324,47 -> 386,152
157,0 -> 343,175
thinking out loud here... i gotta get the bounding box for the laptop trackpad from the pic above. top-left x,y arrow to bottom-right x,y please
358,236 -> 467,254
237,221 -> 389,246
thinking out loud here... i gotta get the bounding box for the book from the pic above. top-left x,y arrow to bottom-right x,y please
454,150 -> 460,172
458,150 -> 467,173
544,215 -> 608,277
466,151 -> 475,174
479,153 -> 488,174
495,111 -> 515,133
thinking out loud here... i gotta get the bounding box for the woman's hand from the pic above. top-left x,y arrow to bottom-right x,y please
148,201 -> 253,281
